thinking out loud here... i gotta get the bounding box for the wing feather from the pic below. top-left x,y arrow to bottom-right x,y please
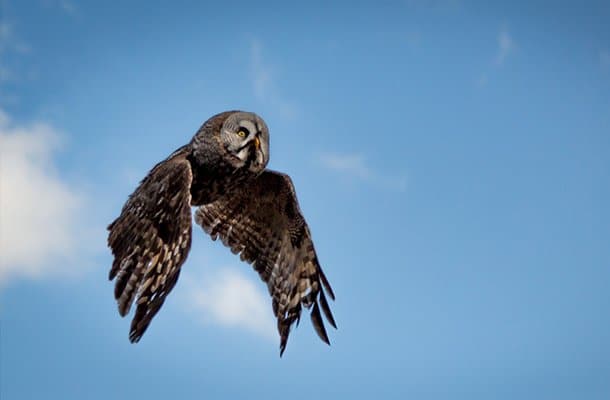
108,149 -> 193,342
195,170 -> 336,355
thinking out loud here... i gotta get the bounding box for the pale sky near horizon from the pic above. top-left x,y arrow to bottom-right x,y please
1,1 -> 609,399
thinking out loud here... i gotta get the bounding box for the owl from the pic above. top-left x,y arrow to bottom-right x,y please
107,111 -> 336,355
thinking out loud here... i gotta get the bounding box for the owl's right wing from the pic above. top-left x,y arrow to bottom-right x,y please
108,148 -> 193,343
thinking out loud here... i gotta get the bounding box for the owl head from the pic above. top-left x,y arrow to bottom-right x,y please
192,111 -> 270,174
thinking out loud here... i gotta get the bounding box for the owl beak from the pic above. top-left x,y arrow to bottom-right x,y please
254,136 -> 260,150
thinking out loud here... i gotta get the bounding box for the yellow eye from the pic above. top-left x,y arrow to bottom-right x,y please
236,129 -> 247,138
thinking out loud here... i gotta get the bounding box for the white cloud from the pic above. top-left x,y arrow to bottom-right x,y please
0,109 -> 84,284
495,29 -> 514,65
249,39 -> 298,119
186,267 -> 276,340
317,152 -> 407,191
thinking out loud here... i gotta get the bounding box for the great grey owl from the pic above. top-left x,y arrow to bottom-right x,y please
107,111 -> 336,355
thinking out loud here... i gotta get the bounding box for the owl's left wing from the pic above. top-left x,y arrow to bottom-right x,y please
108,149 -> 193,343
195,170 -> 336,355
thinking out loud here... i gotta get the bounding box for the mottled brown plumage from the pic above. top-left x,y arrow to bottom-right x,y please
195,171 -> 336,354
107,111 -> 336,355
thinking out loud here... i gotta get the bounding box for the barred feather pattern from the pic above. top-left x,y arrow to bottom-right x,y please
195,170 -> 336,355
108,149 -> 193,342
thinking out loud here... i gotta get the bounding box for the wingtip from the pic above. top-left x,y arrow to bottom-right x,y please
279,328 -> 289,357
318,268 -> 335,301
118,302 -> 130,317
318,289 -> 337,329
310,302 -> 330,345
129,329 -> 142,344
279,335 -> 289,357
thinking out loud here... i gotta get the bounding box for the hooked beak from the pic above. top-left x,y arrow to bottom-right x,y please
254,136 -> 260,150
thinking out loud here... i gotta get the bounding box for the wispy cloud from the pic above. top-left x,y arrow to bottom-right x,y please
59,0 -> 77,16
0,22 -> 12,53
40,0 -> 78,16
495,28 -> 514,65
0,22 -> 14,83
318,153 -> 372,180
249,39 -> 297,119
0,21 -> 31,92
0,22 -> 30,56
250,40 -> 272,101
185,267 -> 276,340
476,26 -> 515,86
317,152 -> 407,191
0,109 -> 88,284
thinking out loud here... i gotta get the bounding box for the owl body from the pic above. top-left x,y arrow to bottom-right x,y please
182,110 -> 266,204
108,111 -> 336,356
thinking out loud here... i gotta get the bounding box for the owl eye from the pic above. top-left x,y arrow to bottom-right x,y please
236,128 -> 249,138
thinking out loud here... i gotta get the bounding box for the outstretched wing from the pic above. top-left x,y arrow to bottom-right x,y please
108,149 -> 193,342
194,170 -> 336,355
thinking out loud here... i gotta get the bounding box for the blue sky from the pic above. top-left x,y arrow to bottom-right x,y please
1,1 -> 609,399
